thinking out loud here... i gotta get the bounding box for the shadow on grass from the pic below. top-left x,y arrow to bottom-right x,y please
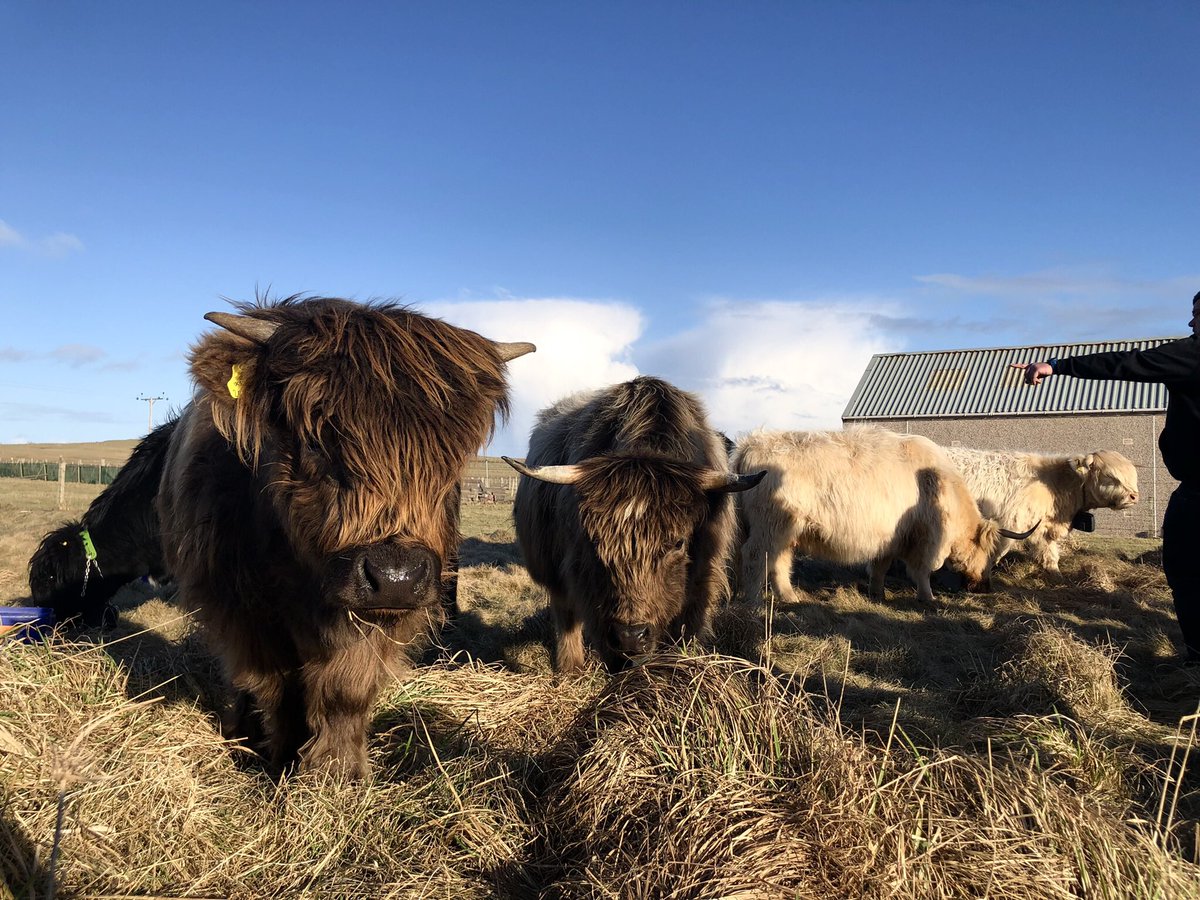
0,805 -> 53,900
459,535 -> 522,568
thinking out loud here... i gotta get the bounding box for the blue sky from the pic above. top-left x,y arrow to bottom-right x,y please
2,2 -> 1198,454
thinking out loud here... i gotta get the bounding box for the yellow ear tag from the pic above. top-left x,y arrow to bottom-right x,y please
227,364 -> 244,399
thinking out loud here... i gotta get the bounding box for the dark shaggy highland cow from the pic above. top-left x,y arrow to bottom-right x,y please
28,417 -> 178,626
157,296 -> 534,777
504,376 -> 764,674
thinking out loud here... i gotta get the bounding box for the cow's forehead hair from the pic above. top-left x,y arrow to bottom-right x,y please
574,455 -> 709,556
1092,450 -> 1137,482
197,296 -> 511,493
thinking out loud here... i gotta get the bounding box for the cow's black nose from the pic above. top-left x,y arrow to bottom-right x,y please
612,622 -> 653,654
356,544 -> 439,610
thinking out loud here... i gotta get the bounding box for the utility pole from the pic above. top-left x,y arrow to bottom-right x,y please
136,394 -> 167,433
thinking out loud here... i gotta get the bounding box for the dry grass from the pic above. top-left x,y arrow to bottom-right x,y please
2,479 -> 1200,897
0,440 -> 141,465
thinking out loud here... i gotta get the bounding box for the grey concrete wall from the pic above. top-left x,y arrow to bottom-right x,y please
847,413 -> 1171,539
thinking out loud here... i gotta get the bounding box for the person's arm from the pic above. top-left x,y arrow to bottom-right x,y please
1011,338 -> 1200,387
1053,339 -> 1199,384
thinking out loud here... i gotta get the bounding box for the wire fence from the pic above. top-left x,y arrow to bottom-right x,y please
0,459 -> 123,485
0,457 -> 520,498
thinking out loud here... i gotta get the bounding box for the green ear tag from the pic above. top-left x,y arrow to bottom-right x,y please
80,528 -> 98,562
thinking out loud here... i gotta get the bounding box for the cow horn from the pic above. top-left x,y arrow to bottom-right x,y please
700,469 -> 768,493
494,341 -> 537,362
502,456 -> 583,485
998,519 -> 1041,541
204,312 -> 279,344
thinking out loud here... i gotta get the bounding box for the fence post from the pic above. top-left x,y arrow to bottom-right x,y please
58,457 -> 66,509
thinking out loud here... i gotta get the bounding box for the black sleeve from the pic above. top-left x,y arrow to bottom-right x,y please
1054,337 -> 1200,387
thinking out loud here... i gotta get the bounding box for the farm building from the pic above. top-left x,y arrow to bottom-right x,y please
842,337 -> 1185,539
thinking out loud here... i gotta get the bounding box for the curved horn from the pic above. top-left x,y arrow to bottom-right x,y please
494,341 -> 537,362
204,312 -> 279,344
700,469 -> 768,493
998,519 -> 1041,541
502,456 -> 583,485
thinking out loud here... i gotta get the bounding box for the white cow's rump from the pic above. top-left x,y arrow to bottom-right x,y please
732,427 -> 1036,605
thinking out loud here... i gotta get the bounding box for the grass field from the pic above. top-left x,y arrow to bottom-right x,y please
0,440 -> 142,465
2,476 -> 1199,898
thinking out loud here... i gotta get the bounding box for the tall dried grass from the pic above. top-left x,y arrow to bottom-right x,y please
3,492 -> 1199,897
3,630 -> 1198,898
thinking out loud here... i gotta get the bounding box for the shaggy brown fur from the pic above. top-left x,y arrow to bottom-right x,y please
506,377 -> 763,674
157,296 -> 531,777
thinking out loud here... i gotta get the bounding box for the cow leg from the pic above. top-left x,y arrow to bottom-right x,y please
741,520 -> 800,605
550,590 -> 586,673
443,481 -> 463,619
676,516 -> 726,647
1032,528 -> 1065,582
299,637 -> 395,778
906,563 -> 935,604
233,668 -> 309,775
766,546 -> 801,605
867,555 -> 892,603
673,596 -> 713,650
442,558 -> 461,619
223,689 -> 266,754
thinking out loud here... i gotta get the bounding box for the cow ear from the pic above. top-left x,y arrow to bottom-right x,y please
1069,453 -> 1095,479
190,331 -> 261,406
189,332 -> 267,463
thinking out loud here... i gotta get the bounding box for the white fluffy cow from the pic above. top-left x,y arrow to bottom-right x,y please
732,427 -> 1038,605
944,447 -> 1139,579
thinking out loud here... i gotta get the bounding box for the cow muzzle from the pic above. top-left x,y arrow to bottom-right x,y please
345,543 -> 440,611
611,622 -> 654,656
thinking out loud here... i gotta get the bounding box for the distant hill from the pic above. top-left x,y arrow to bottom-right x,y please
0,439 -> 141,464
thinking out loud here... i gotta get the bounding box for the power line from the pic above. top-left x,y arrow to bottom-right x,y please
136,393 -> 167,433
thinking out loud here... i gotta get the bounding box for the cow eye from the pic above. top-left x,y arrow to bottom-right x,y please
671,539 -> 687,553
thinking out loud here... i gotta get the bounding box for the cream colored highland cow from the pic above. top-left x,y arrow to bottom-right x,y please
732,427 -> 1038,605
944,446 -> 1139,579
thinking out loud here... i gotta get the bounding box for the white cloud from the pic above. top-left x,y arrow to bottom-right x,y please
0,221 -> 24,247
916,268 -> 1198,300
428,298 -> 643,455
0,218 -> 84,256
50,344 -> 107,367
428,294 -> 904,453
42,231 -> 85,257
639,298 -> 904,437
914,268 -> 1197,343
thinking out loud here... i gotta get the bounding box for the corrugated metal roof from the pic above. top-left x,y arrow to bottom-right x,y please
842,337 -> 1181,420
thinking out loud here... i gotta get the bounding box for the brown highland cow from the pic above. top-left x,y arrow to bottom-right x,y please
504,376 -> 764,674
158,296 -> 534,777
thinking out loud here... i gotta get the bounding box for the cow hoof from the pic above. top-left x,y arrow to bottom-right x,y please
300,748 -> 370,781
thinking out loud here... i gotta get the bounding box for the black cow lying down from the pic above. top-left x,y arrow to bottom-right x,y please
28,417 -> 178,626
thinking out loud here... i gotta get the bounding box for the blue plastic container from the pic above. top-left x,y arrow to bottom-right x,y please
0,606 -> 56,642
